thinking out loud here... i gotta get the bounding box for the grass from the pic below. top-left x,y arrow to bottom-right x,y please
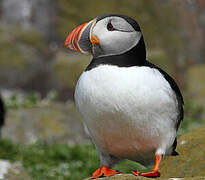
178,96 -> 204,135
4,91 -> 59,109
0,139 -> 97,179
0,139 -> 149,180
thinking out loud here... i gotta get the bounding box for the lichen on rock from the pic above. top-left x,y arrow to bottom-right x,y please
84,174 -> 150,180
84,127 -> 205,180
160,127 -> 205,178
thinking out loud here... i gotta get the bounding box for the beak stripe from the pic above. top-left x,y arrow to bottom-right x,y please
64,22 -> 89,53
70,29 -> 77,50
73,24 -> 87,52
71,27 -> 79,51
70,25 -> 83,51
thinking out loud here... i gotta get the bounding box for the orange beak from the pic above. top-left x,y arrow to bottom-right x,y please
64,19 -> 99,54
64,22 -> 89,52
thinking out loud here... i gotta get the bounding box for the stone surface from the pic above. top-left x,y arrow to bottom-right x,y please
84,174 -> 205,180
2,103 -> 89,144
84,174 -> 155,180
0,160 -> 31,180
84,127 -> 205,180
160,127 -> 205,178
0,160 -> 11,179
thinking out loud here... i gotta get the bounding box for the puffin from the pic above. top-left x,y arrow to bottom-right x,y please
64,14 -> 184,178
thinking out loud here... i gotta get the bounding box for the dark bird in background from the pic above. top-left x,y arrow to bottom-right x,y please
0,95 -> 6,137
64,14 -> 184,178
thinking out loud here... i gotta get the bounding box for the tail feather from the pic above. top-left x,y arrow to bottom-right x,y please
171,150 -> 179,156
171,138 -> 179,156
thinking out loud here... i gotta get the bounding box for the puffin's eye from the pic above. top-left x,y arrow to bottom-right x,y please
107,22 -> 116,31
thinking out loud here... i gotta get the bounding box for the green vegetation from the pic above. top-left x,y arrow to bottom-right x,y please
0,139 -> 148,180
0,139 -> 96,179
5,91 -> 59,109
179,97 -> 204,135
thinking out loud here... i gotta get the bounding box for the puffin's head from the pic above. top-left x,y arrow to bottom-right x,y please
64,14 -> 145,59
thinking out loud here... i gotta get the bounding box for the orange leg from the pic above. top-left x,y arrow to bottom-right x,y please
132,154 -> 162,178
91,165 -> 120,179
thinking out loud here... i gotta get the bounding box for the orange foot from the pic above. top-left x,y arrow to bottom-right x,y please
132,170 -> 160,177
91,165 -> 120,179
132,154 -> 162,178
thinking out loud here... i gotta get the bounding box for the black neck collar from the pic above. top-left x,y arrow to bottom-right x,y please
86,37 -> 146,71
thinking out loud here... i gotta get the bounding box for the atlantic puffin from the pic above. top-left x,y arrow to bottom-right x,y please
64,14 -> 184,178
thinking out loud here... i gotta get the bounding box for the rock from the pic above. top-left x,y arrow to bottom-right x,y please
84,127 -> 205,180
84,174 -> 158,180
160,126 -> 205,178
0,160 -> 31,180
0,160 -> 11,179
84,174 -> 205,180
2,103 -> 89,144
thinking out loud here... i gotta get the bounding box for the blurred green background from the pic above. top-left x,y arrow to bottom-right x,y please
0,0 -> 205,179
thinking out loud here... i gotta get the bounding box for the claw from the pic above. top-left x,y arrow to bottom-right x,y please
91,166 -> 120,179
132,170 -> 160,177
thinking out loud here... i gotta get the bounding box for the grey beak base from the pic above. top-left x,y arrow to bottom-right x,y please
78,22 -> 93,54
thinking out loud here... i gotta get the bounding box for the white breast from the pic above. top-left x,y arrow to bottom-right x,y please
75,65 -> 178,164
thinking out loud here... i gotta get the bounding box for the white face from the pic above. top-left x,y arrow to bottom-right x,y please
91,16 -> 142,58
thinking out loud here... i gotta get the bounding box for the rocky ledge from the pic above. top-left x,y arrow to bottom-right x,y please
85,127 -> 205,180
